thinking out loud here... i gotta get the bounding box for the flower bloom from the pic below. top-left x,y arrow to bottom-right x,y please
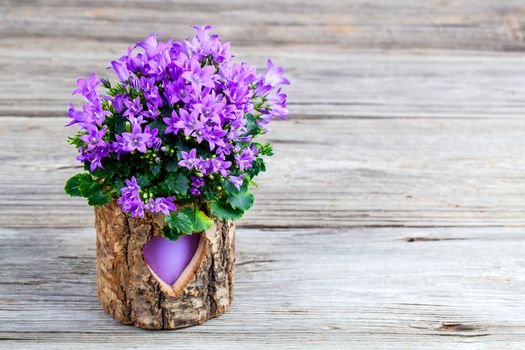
117,176 -> 177,218
67,26 -> 289,217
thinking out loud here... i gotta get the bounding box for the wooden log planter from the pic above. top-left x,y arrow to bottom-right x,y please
94,200 -> 235,330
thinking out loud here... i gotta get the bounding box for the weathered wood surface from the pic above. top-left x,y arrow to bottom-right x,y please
2,49 -> 525,119
1,0 -> 525,348
2,227 -> 525,349
2,117 -> 525,228
1,0 -> 525,52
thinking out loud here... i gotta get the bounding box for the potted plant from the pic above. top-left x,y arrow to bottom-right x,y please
64,26 -> 289,329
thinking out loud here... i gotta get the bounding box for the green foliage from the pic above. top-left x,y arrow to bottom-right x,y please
65,173 -> 111,205
246,158 -> 266,178
164,160 -> 179,172
165,173 -> 189,195
64,173 -> 92,197
258,143 -> 274,156
66,87 -> 278,234
87,190 -> 111,206
150,164 -> 161,176
222,177 -> 248,195
227,190 -> 254,211
163,206 -> 214,240
209,199 -> 245,220
243,114 -> 260,136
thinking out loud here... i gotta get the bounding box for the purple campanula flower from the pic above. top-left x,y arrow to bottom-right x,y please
67,27 -> 289,221
88,101 -> 112,126
174,108 -> 204,138
118,176 -> 177,217
260,59 -> 290,87
211,40 -> 232,63
144,125 -> 161,149
181,57 -> 215,91
228,173 -> 247,190
73,73 -> 100,100
204,127 -> 227,151
235,148 -> 255,170
206,156 -> 231,177
265,88 -> 288,120
115,116 -> 151,153
178,148 -> 198,169
190,188 -> 201,196
142,106 -> 160,119
111,94 -> 126,113
157,197 -> 177,215
193,91 -> 224,124
136,34 -> 161,58
163,109 -> 182,135
127,76 -> 141,91
80,125 -> 107,151
76,142 -> 110,172
111,60 -> 130,82
123,97 -> 143,118
163,78 -> 192,105
143,86 -> 163,114
117,176 -> 145,217
144,197 -> 177,215
66,104 -> 89,127
193,158 -> 208,175
191,176 -> 205,188
189,175 -> 205,196
139,76 -> 156,92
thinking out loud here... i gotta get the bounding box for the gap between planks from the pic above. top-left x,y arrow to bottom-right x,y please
1,226 -> 525,349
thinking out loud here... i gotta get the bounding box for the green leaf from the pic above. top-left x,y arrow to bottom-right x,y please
137,174 -> 150,187
209,200 -> 244,221
162,225 -> 185,241
114,179 -> 125,196
79,178 -> 101,196
222,177 -> 248,195
243,113 -> 262,137
64,173 -> 91,197
164,206 -> 213,237
165,208 -> 194,235
150,164 -> 161,176
227,190 -> 254,211
258,143 -> 274,156
87,190 -> 111,206
192,208 -> 214,232
246,158 -> 266,178
165,159 -> 179,172
165,173 -> 189,194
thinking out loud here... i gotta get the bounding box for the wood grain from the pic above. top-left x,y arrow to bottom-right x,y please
1,0 -> 525,348
1,117 -> 525,228
1,49 -> 525,119
1,226 -> 525,349
1,0 -> 525,52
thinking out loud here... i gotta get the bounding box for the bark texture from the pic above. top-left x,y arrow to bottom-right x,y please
94,200 -> 235,330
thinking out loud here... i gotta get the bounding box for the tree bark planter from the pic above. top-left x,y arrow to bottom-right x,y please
94,200 -> 235,330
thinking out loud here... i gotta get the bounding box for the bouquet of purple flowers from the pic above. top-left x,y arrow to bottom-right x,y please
65,26 -> 289,239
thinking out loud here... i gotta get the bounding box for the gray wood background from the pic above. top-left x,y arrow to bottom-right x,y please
1,0 -> 525,349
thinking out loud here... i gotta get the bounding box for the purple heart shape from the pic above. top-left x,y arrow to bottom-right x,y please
143,234 -> 201,285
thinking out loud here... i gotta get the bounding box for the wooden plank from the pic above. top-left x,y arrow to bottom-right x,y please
1,117 -> 525,228
1,49 -> 525,119
1,226 -> 525,349
1,0 -> 525,52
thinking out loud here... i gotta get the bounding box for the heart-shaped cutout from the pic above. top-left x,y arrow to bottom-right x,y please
143,234 -> 203,295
